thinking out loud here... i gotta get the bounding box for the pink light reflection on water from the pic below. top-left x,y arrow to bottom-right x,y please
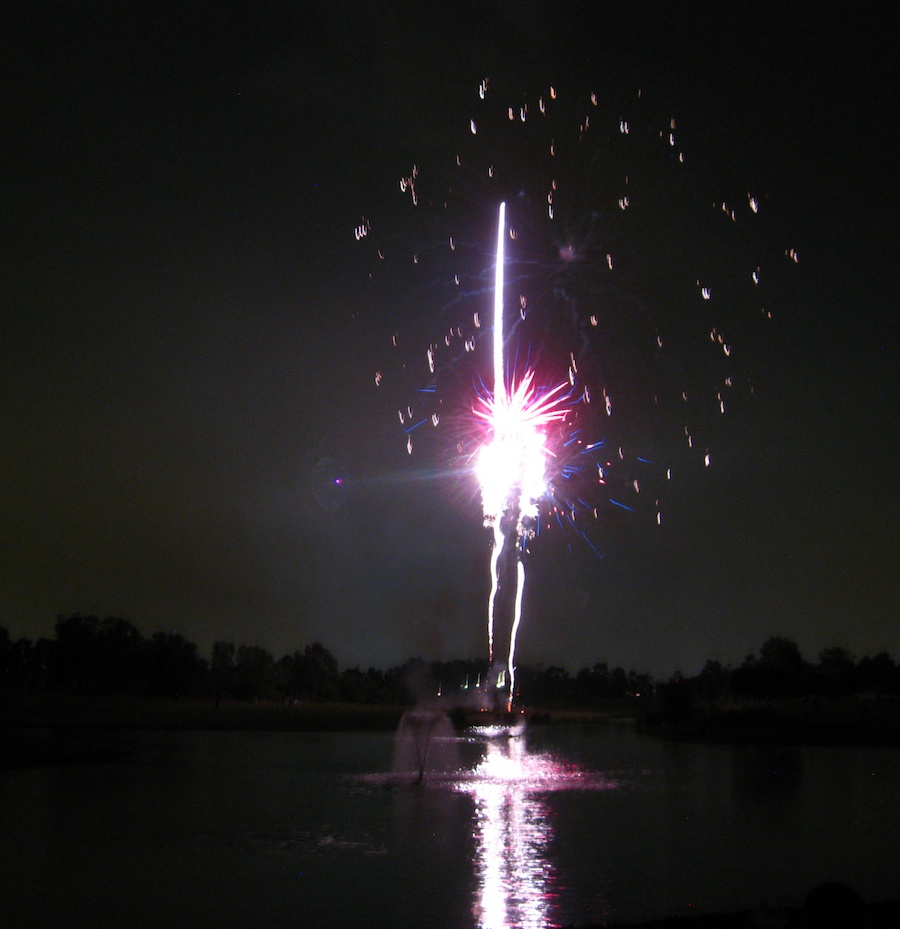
455,727 -> 618,929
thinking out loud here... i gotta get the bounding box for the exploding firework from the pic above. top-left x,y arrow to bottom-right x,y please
356,77 -> 797,705
476,201 -> 572,707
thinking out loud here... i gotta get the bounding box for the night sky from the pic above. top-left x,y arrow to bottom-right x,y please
2,2 -> 896,678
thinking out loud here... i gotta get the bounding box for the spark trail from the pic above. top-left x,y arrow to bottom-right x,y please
476,201 -> 569,708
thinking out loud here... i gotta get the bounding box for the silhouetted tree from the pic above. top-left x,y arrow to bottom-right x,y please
695,659 -> 730,702
142,632 -> 207,697
272,652 -> 300,701
573,663 -> 631,704
856,652 -> 898,697
31,637 -> 56,689
95,617 -> 144,692
814,647 -> 857,697
658,675 -> 695,722
759,636 -> 804,670
233,645 -> 274,700
335,665 -> 406,704
732,637 -> 808,700
627,669 -> 654,698
51,614 -> 95,691
517,663 -> 573,706
0,627 -> 27,689
210,640 -> 236,702
300,642 -> 340,700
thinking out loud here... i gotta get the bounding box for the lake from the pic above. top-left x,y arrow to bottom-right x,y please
1,721 -> 898,928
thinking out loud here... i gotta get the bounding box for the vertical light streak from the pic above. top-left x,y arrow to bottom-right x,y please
487,521 -> 503,666
493,201 -> 506,395
507,559 -> 526,711
478,201 -> 569,708
486,201 -> 508,673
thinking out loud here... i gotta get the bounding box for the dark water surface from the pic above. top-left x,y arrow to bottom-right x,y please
1,724 -> 897,928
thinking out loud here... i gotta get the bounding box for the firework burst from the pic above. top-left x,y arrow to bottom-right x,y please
356,76 -> 797,705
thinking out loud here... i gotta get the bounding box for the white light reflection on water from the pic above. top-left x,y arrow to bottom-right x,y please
456,725 -> 617,929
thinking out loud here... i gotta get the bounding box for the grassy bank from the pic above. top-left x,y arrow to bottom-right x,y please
0,691 -> 637,734
640,695 -> 900,747
0,693 -> 411,769
0,691 -> 406,733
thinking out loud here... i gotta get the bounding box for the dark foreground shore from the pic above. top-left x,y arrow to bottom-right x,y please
602,901 -> 900,929
599,886 -> 900,929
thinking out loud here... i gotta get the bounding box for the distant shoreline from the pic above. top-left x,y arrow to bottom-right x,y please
0,695 -> 406,769
0,691 -> 639,733
1,692 -> 407,735
3,691 -> 899,772
0,693 -> 635,769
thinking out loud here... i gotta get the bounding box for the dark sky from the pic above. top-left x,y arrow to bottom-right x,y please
1,2 -> 896,677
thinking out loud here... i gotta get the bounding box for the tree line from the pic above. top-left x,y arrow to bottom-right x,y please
646,637 -> 900,740
2,618 -> 898,708
0,616 -> 403,703
522,637 -> 900,709
685,636 -> 900,703
0,615 -> 653,705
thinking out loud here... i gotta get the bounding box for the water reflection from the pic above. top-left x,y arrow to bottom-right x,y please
456,725 -> 616,929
